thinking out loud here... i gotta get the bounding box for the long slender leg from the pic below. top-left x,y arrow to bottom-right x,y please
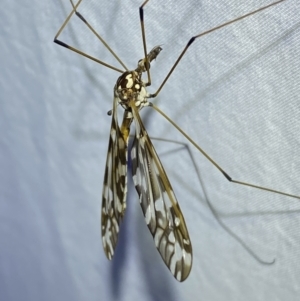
148,0 -> 286,98
150,103 -> 300,200
69,0 -> 128,71
54,0 -> 124,73
139,0 -> 151,86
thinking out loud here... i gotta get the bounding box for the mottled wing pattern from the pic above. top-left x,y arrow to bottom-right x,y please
130,104 -> 193,282
101,97 -> 128,260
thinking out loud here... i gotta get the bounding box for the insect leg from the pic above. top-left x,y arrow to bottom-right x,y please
149,0 -> 286,98
69,0 -> 128,71
150,103 -> 300,201
54,0 -> 124,73
139,0 -> 152,86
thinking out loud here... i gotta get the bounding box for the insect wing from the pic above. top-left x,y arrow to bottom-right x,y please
101,97 -> 128,260
130,106 -> 192,282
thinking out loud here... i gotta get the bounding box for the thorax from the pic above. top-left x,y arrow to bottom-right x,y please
114,70 -> 149,111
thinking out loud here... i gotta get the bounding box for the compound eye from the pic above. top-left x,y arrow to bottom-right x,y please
138,59 -> 151,72
144,61 -> 150,71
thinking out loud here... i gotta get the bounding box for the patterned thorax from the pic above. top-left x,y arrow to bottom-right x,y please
115,71 -> 148,110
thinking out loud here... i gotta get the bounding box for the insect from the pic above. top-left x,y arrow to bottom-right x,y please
54,0 -> 299,281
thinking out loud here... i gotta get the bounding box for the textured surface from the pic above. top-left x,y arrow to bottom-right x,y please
1,0 -> 300,300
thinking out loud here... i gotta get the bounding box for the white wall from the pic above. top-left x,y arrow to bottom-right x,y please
1,0 -> 300,300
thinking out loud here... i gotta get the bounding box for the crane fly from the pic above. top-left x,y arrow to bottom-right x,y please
54,0 -> 299,281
